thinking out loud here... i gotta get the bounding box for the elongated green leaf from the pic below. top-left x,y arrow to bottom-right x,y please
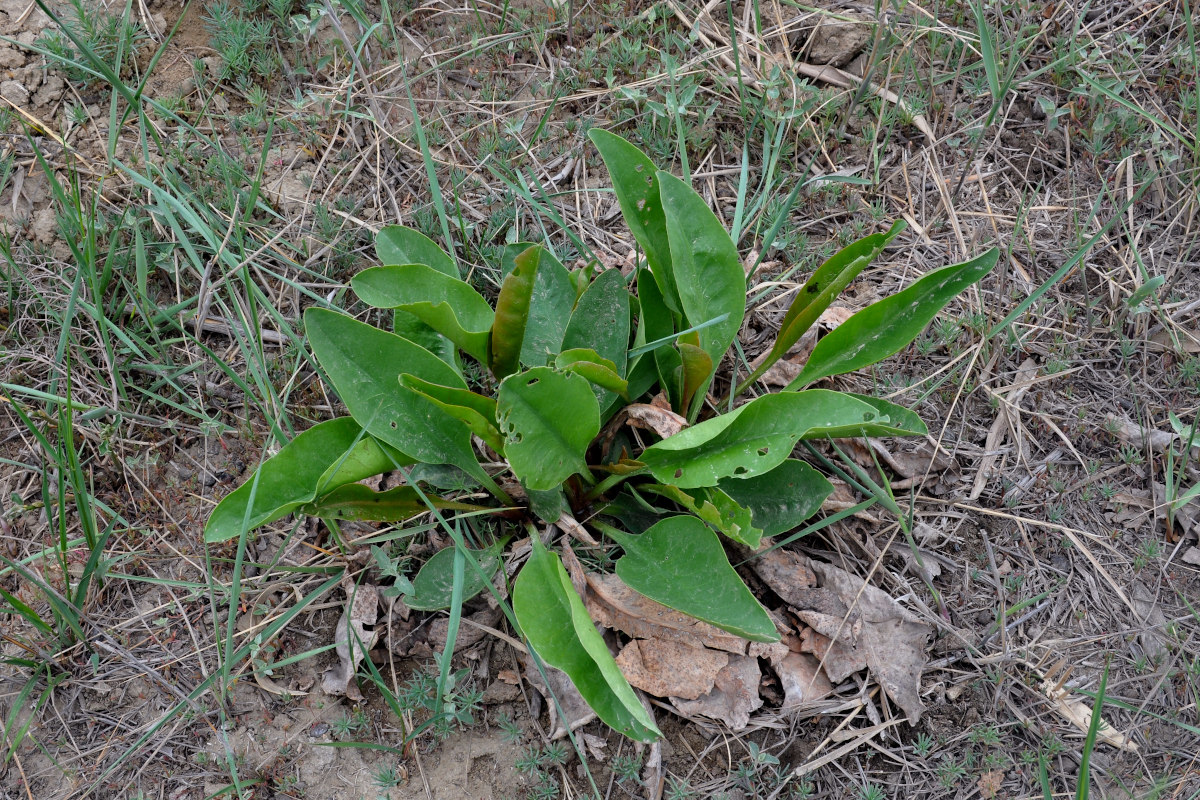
833,394 -> 928,437
502,243 -> 575,367
786,248 -> 1000,389
561,268 -> 631,405
603,516 -> 777,642
513,537 -> 660,741
642,484 -> 762,547
496,368 -> 599,491
556,349 -> 629,399
641,390 -> 889,488
742,222 -> 906,392
657,171 -> 745,383
392,311 -> 460,374
376,225 -> 457,277
353,265 -> 494,363
205,418 -> 409,542
405,541 -> 504,611
491,245 -> 541,379
305,309 -> 482,480
588,129 -> 677,311
636,269 -> 682,410
678,339 -> 712,418
300,484 -> 485,522
718,459 -> 832,537
399,374 -> 505,454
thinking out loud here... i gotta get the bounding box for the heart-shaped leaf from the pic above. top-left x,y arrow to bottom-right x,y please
601,516 -> 778,642
406,541 -> 504,611
496,367 -> 599,491
353,265 -> 494,364
513,537 -> 661,741
786,248 -> 1000,389
205,418 -> 410,542
718,459 -> 832,537
491,245 -> 541,379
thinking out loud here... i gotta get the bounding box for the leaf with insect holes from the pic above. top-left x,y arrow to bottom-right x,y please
491,245 -> 541,379
352,265 -> 494,364
305,309 -> 487,484
513,536 -> 661,741
786,248 -> 1000,389
589,129 -> 677,311
205,418 -> 412,543
641,390 -> 918,488
641,484 -> 762,548
602,516 -> 777,642
497,368 -> 599,491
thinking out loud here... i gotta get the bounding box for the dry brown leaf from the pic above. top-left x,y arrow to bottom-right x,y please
1106,414 -> 1190,455
749,545 -> 816,608
626,402 -> 688,439
322,579 -> 380,700
978,770 -> 1004,799
786,561 -> 931,723
558,513 -> 599,546
585,572 -> 750,655
1182,547 -> 1200,565
1154,482 -> 1200,537
771,652 -> 834,709
819,478 -> 880,522
1040,677 -> 1139,752
670,654 -> 763,731
615,638 -> 729,700
797,623 -> 866,683
971,357 -> 1039,501
870,438 -> 957,479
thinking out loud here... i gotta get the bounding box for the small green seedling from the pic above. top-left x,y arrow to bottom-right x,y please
205,130 -> 997,741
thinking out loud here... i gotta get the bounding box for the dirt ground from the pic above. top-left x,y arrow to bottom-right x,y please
2,0 -> 1199,798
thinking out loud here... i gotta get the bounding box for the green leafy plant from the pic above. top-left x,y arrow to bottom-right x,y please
204,130 -> 997,741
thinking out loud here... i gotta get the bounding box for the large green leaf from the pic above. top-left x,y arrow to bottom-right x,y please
375,225 -> 457,277
635,269 -> 682,410
399,374 -> 505,454
513,537 -> 660,741
588,130 -> 677,311
405,541 -> 504,611
602,516 -> 777,642
641,484 -> 762,547
305,309 -> 483,480
352,265 -> 494,364
786,248 -> 1000,389
740,222 -> 906,393
204,418 -> 410,542
561,268 -> 631,405
657,171 -> 745,390
496,368 -> 599,491
502,243 -> 575,367
491,245 -> 541,379
300,484 -> 484,522
641,390 -> 897,488
718,459 -> 832,537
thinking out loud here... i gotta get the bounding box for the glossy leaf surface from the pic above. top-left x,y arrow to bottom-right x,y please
786,248 -> 1000,388
491,245 -> 541,379
718,459 -> 832,537
305,309 -> 481,478
604,516 -> 777,642
641,390 -> 892,488
496,368 -> 599,491
657,170 -> 745,375
555,349 -> 629,399
513,537 -> 661,741
353,265 -> 494,363
399,374 -> 505,454
561,268 -> 630,407
588,130 -> 677,311
205,418 -> 409,542
375,225 -> 457,277
502,243 -> 575,367
642,484 -> 762,548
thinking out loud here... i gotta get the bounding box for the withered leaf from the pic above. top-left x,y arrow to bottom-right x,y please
615,638 -> 729,701
322,579 -> 380,700
771,652 -> 834,709
670,654 -> 763,731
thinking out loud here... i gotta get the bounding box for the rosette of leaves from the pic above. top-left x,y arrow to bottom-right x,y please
206,131 -> 998,741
